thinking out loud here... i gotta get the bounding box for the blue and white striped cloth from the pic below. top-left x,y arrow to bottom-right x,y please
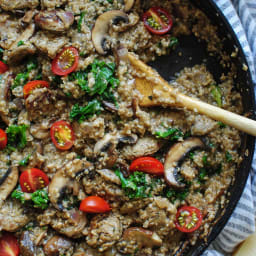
203,0 -> 256,255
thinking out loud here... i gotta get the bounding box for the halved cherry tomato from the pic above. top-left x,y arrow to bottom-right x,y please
50,120 -> 75,151
0,129 -> 7,150
79,196 -> 111,213
20,168 -> 49,193
23,80 -> 49,99
129,157 -> 164,175
52,46 -> 79,76
143,7 -> 173,35
175,206 -> 202,233
0,233 -> 20,256
0,61 -> 8,74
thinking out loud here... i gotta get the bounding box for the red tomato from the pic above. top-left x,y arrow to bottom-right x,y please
79,196 -> 111,213
0,61 -> 8,74
50,120 -> 75,151
20,168 -> 49,193
129,157 -> 164,175
52,46 -> 79,76
175,206 -> 203,233
0,233 -> 20,256
143,7 -> 173,35
23,80 -> 49,99
0,129 -> 7,150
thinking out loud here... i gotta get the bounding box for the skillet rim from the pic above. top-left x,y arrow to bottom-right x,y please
182,0 -> 256,255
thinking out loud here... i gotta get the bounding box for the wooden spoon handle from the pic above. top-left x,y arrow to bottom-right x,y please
177,93 -> 256,136
128,53 -> 256,136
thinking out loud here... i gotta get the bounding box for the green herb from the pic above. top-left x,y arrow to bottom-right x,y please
31,190 -> 49,210
155,128 -> 184,141
12,72 -> 29,89
91,60 -> 119,98
189,152 -> 195,160
218,121 -> 226,128
17,40 -> 24,46
202,155 -> 208,166
107,0 -> 113,3
79,52 -> 86,57
69,59 -> 119,104
78,12 -> 85,32
11,189 -> 25,203
19,153 -> 31,166
0,47 -> 4,55
69,70 -> 89,92
11,189 -> 49,210
198,168 -> 207,184
11,57 -> 38,89
226,151 -> 232,162
211,85 -> 222,107
115,170 -> 152,199
70,99 -> 101,123
26,58 -> 38,72
6,125 -> 28,152
164,187 -> 189,203
169,37 -> 179,49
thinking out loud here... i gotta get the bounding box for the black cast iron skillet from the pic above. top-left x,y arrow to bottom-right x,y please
147,0 -> 255,255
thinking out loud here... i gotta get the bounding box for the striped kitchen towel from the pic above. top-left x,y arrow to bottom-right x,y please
203,0 -> 256,255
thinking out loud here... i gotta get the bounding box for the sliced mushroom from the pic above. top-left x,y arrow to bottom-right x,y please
50,208 -> 87,238
21,10 -> 38,25
35,10 -> 74,32
92,10 -> 129,55
124,0 -> 135,12
118,134 -> 138,144
48,170 -> 73,211
94,133 -> 118,155
102,101 -> 118,112
20,231 -> 36,256
122,137 -> 160,160
44,236 -> 73,256
0,199 -> 31,231
164,137 -> 204,188
123,227 -> 162,248
49,160 -> 90,210
96,169 -> 121,185
94,133 -> 138,155
6,23 -> 36,64
0,167 -> 18,205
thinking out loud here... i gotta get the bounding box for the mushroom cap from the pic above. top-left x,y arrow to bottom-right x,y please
123,227 -> 162,248
124,0 -> 135,12
164,137 -> 204,188
0,167 -> 19,206
92,10 -> 129,55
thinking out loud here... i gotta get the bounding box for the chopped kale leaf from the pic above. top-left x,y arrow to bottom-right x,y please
31,190 -> 49,210
70,99 -> 102,123
6,125 -> 28,152
11,188 -> 49,210
155,128 -> 184,141
115,169 -> 153,199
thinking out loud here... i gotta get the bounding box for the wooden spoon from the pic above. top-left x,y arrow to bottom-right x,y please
127,53 -> 256,136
